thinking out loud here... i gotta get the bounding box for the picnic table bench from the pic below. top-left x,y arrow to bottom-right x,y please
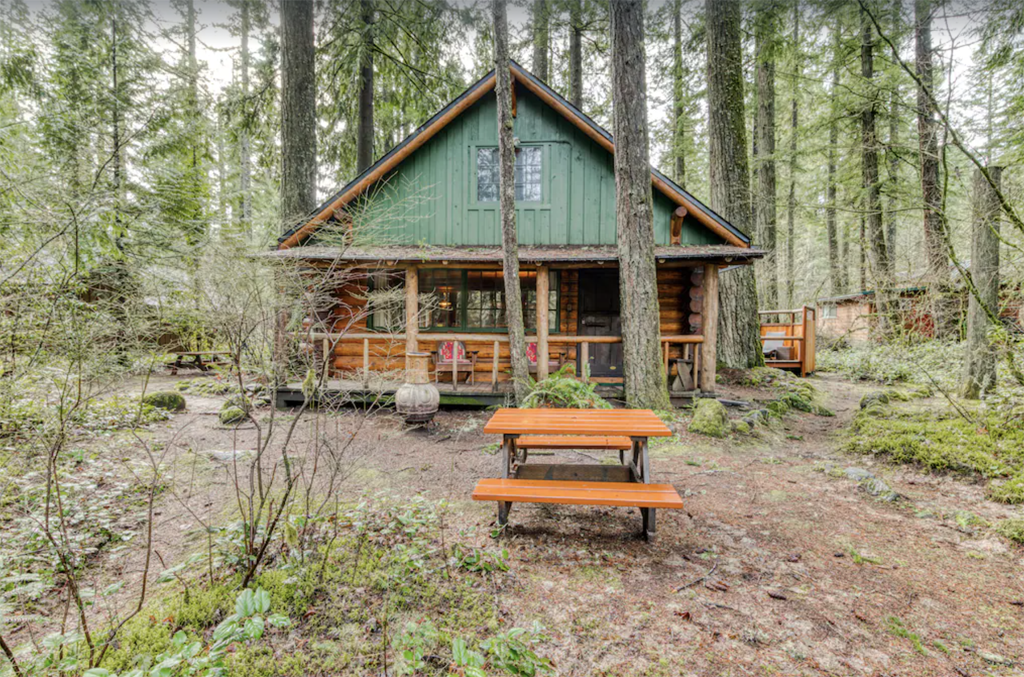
169,350 -> 231,375
472,409 -> 682,540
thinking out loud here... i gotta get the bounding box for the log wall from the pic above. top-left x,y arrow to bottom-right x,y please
318,265 -> 701,382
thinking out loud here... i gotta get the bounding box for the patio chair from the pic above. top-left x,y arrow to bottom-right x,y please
433,340 -> 478,388
527,342 -> 566,377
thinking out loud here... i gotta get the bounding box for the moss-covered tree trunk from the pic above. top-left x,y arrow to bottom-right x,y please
961,166 -> 1002,399
860,8 -> 891,337
754,2 -> 777,310
915,0 -> 952,337
706,0 -> 760,368
493,0 -> 530,404
826,24 -> 842,295
610,0 -> 670,410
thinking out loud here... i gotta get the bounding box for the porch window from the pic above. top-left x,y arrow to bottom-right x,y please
366,271 -> 406,332
419,268 -> 558,332
476,146 -> 543,202
821,303 -> 837,319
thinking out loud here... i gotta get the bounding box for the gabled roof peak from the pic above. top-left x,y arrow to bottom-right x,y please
278,61 -> 749,250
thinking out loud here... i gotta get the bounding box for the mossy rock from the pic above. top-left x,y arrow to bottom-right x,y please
219,406 -> 247,425
688,398 -> 731,438
142,391 -> 186,412
860,391 -> 890,409
766,400 -> 791,417
732,420 -> 751,435
780,391 -> 815,413
813,404 -> 836,417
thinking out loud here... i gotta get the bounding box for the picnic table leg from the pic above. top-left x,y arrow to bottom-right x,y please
498,434 -> 516,527
638,437 -> 656,540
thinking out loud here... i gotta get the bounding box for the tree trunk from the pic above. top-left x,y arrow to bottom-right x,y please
356,0 -> 374,172
493,0 -> 530,404
826,24 -> 842,295
785,2 -> 799,307
961,166 -> 1002,399
610,0 -> 671,409
568,0 -> 583,108
671,0 -> 686,188
706,0 -> 760,368
860,8 -> 890,336
111,8 -> 125,248
885,0 -> 900,276
915,0 -> 951,335
754,3 -> 777,310
532,0 -> 549,82
280,0 -> 317,231
240,0 -> 252,236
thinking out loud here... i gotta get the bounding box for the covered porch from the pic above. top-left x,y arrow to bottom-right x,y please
280,244 -> 762,405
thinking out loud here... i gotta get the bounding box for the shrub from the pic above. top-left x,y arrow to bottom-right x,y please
995,518 -> 1024,544
520,364 -> 611,409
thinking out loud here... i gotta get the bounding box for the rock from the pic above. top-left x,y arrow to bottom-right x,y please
743,410 -> 765,428
979,651 -> 1013,666
688,398 -> 731,438
203,449 -> 254,463
732,420 -> 751,435
859,391 -> 890,409
766,400 -> 790,417
844,467 -> 875,481
860,477 -> 899,502
142,391 -> 186,412
219,406 -> 247,425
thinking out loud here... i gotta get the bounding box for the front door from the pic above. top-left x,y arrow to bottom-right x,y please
578,270 -> 622,377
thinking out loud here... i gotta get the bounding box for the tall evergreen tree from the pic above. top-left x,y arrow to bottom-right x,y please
280,0 -> 317,229
753,0 -> 778,310
610,0 -> 670,409
532,0 -> 549,81
860,6 -> 889,334
706,0 -> 760,368
492,0 -> 529,404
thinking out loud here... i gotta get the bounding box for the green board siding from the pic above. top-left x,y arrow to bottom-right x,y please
354,87 -> 722,247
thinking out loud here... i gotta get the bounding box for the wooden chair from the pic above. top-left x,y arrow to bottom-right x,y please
526,342 -> 566,376
433,340 -> 478,388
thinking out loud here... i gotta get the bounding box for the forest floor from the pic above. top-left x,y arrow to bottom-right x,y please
8,367 -> 1024,676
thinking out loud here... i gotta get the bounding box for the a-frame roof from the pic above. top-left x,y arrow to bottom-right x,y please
278,61 -> 750,250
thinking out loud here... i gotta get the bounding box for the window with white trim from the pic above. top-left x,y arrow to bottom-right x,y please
476,146 -> 543,202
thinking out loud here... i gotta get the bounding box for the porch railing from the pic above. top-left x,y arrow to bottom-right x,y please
301,331 -> 703,392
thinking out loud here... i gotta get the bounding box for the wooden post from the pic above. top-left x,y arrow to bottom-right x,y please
536,266 -> 550,381
363,338 -> 370,386
700,264 -> 718,393
405,266 -> 419,355
492,340 -> 500,391
663,341 -> 670,378
580,341 -> 589,382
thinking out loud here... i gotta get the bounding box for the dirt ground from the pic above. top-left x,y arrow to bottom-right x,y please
23,370 -> 1024,676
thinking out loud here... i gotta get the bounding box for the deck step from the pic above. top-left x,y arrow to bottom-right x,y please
516,435 -> 632,450
472,479 -> 683,509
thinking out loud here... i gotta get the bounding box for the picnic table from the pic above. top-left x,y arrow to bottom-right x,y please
472,408 -> 682,540
169,350 -> 231,375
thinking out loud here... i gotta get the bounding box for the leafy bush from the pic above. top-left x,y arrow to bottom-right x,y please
74,396 -> 171,431
817,341 -> 964,386
520,364 -> 611,409
996,518 -> 1024,544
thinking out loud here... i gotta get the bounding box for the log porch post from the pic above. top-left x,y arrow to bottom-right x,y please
405,266 -> 419,354
700,263 -> 719,393
536,266 -> 550,381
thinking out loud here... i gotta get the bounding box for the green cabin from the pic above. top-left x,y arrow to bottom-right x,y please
275,62 -> 761,402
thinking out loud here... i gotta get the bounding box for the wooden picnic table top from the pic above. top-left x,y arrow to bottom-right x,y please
483,408 -> 672,438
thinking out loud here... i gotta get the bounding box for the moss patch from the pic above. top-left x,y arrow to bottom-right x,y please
219,405 -> 247,425
843,405 -> 1024,500
995,518 -> 1024,544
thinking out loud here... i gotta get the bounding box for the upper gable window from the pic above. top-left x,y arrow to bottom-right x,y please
476,146 -> 542,203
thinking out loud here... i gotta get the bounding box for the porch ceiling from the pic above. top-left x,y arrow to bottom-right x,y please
266,244 -> 765,264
